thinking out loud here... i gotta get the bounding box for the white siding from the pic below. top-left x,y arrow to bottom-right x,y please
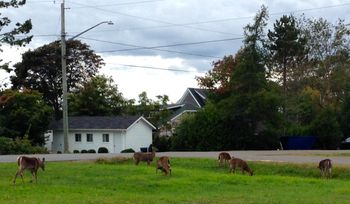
51,118 -> 153,153
52,130 -> 118,153
125,119 -> 152,152
52,130 -> 64,153
113,131 -> 124,153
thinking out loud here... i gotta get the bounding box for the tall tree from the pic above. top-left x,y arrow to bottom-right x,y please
267,15 -> 307,136
10,40 -> 104,118
68,75 -> 126,116
0,0 -> 32,71
0,89 -> 52,145
301,17 -> 350,107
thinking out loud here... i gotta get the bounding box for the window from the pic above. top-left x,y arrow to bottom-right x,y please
86,134 -> 93,142
75,134 -> 81,142
102,134 -> 109,142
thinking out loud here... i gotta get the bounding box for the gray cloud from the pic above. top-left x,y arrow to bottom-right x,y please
3,0 -> 350,73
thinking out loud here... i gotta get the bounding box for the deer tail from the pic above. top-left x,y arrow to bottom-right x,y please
17,156 -> 22,166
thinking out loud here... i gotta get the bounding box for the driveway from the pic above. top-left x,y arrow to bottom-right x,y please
1,150 -> 350,165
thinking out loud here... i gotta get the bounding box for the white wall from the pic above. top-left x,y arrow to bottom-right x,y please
52,130 -> 118,153
52,130 -> 64,153
125,119 -> 153,152
51,118 -> 153,153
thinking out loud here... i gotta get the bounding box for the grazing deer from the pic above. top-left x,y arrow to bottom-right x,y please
133,147 -> 156,165
318,159 -> 332,179
229,158 -> 253,176
13,156 -> 45,184
218,152 -> 232,166
156,156 -> 171,176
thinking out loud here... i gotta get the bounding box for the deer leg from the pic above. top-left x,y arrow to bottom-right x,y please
20,172 -> 24,184
13,169 -> 24,184
13,170 -> 19,184
34,170 -> 38,183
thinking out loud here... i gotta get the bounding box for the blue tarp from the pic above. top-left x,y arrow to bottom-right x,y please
280,136 -> 316,150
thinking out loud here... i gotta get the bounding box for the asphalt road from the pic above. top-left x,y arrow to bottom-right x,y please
1,150 -> 350,165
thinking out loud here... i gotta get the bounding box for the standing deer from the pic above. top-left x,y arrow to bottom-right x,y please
318,159 -> 332,179
229,158 -> 253,176
156,156 -> 171,176
13,156 -> 45,184
133,146 -> 156,165
218,152 -> 232,166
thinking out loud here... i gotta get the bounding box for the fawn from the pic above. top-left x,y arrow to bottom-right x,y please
13,156 -> 45,184
229,158 -> 253,176
156,156 -> 171,176
318,159 -> 332,179
218,152 -> 232,166
133,147 -> 156,165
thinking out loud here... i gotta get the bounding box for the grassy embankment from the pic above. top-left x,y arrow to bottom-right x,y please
1,157 -> 350,203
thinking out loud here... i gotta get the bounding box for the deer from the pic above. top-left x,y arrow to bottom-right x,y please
229,158 -> 253,176
13,156 -> 45,184
133,146 -> 156,165
156,156 -> 171,176
218,152 -> 232,166
318,159 -> 332,179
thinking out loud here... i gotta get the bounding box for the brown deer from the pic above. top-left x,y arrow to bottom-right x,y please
156,156 -> 171,176
318,159 -> 332,179
218,152 -> 232,166
133,147 -> 156,165
229,158 -> 253,176
13,156 -> 45,184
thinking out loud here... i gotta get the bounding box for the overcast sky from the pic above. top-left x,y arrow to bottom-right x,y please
1,0 -> 350,103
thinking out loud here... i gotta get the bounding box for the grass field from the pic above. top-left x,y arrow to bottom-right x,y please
1,157 -> 350,204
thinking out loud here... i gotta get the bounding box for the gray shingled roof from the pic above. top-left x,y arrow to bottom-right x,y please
49,116 -> 142,130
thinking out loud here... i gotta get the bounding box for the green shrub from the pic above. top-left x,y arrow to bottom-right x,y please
88,149 -> 96,153
57,151 -> 62,154
0,136 -> 48,155
98,147 -> 109,153
120,148 -> 135,153
73,150 -> 80,153
0,137 -> 14,155
81,149 -> 88,153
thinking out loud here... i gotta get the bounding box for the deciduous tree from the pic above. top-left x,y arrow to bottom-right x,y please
10,40 -> 104,118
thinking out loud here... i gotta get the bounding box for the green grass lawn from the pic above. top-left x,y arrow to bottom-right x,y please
1,157 -> 350,204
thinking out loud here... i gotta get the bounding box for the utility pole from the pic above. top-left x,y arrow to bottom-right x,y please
61,0 -> 69,153
60,0 -> 113,153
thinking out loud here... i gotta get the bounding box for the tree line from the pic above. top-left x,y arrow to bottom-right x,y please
172,6 -> 350,150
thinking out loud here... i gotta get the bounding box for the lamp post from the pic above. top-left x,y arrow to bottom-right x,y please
61,1 -> 113,153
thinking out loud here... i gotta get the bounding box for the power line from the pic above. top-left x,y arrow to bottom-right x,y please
66,1 -> 236,36
89,37 -> 243,53
66,2 -> 350,36
78,36 -> 224,59
70,0 -> 168,9
107,63 -> 198,73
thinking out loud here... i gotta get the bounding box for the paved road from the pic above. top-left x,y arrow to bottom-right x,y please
1,150 -> 350,165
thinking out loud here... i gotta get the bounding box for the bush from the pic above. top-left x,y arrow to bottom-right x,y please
98,147 -> 109,153
73,150 -> 80,153
153,135 -> 172,152
0,136 -> 48,155
81,149 -> 88,153
0,137 -> 14,155
120,148 -> 135,153
88,149 -> 96,153
57,151 -> 62,154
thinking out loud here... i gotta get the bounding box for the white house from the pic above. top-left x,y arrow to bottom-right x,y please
48,116 -> 155,153
159,88 -> 208,136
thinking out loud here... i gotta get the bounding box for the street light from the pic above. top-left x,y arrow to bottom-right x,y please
61,1 -> 113,153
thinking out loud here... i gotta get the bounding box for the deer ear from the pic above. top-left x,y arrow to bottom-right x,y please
42,158 -> 45,162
